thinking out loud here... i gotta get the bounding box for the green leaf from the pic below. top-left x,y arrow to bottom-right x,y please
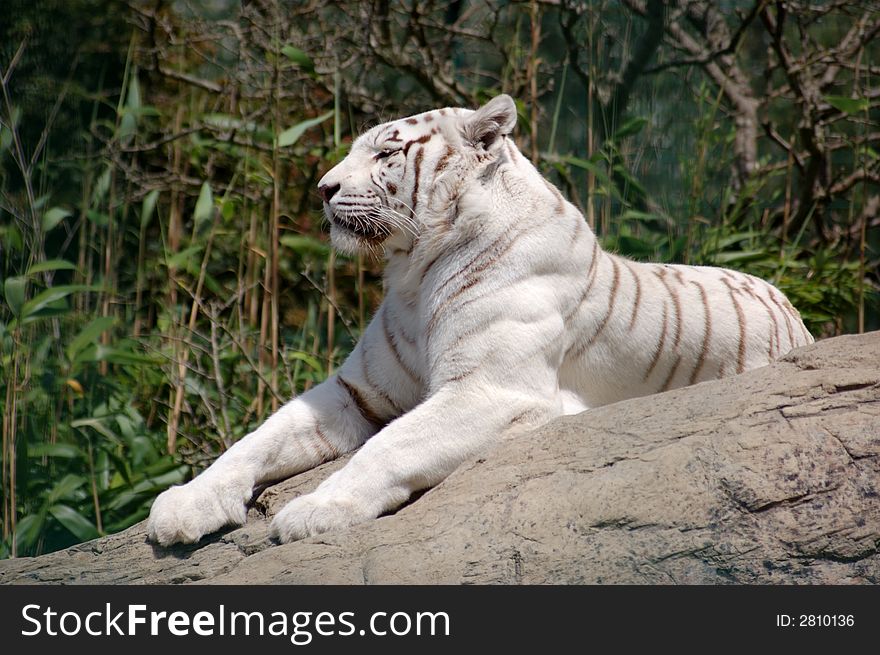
276,110 -> 334,148
67,316 -> 117,361
612,117 -> 648,140
3,276 -> 27,316
141,189 -> 159,229
74,344 -> 160,367
91,166 -> 112,206
20,284 -> 99,321
126,68 -> 141,111
712,250 -> 771,264
47,474 -> 87,504
612,164 -> 647,198
14,514 -> 44,552
28,443 -> 84,459
166,244 -> 203,269
0,124 -> 12,153
42,207 -> 72,232
279,234 -> 331,258
193,181 -> 214,229
104,466 -> 189,512
49,505 -> 100,541
86,209 -> 110,226
281,46 -> 315,73
2,222 -> 23,251
27,259 -> 77,276
824,95 -> 869,115
72,417 -> 121,444
286,350 -> 323,372
561,155 -> 610,181
712,231 -> 762,250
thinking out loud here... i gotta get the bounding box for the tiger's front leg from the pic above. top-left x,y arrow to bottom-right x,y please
146,373 -> 379,546
269,384 -> 559,542
270,306 -> 565,543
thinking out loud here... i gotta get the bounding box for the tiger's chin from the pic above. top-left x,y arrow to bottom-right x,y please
328,220 -> 390,257
327,210 -> 412,257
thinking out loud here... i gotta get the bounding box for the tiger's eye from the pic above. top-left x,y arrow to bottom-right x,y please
375,149 -> 396,160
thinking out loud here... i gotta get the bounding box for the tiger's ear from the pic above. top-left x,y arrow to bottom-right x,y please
463,94 -> 517,152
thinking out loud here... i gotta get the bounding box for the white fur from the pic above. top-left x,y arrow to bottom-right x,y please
147,95 -> 812,546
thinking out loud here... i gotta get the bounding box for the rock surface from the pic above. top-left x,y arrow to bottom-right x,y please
2,332 -> 878,585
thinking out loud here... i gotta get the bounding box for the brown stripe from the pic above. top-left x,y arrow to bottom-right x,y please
569,214 -> 585,250
767,292 -> 794,350
499,170 -> 515,196
723,280 -> 747,374
405,118 -> 418,125
643,300 -> 668,381
426,324 -> 482,373
428,265 -> 540,352
381,307 -> 421,386
689,281 -> 712,385
446,367 -> 476,384
336,376 -> 385,428
433,145 -> 455,176
660,355 -> 682,392
403,133 -> 432,155
420,253 -> 444,286
783,296 -> 811,343
411,146 -> 424,215
314,423 -> 340,459
542,178 -> 565,213
425,276 -> 481,342
564,238 -> 600,324
570,256 -> 619,359
508,408 -> 538,427
386,304 -> 417,346
623,261 -> 642,331
300,430 -> 323,461
361,349 -> 404,415
653,268 -> 682,348
432,219 -> 530,299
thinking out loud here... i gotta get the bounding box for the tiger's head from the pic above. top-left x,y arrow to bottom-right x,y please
317,94 -> 517,255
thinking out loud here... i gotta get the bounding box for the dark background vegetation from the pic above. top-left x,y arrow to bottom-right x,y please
2,0 -> 878,557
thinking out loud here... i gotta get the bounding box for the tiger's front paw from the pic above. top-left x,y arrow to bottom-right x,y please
147,478 -> 249,546
269,491 -> 373,543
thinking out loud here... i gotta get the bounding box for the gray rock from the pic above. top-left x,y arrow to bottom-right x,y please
2,332 -> 878,584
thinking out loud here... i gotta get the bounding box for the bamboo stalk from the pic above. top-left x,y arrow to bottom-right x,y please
270,146 -> 280,411
327,251 -> 336,376
257,232 -> 271,419
781,137 -> 794,259
167,211 -> 220,454
586,16 -> 595,231
528,0 -> 541,164
269,13 -> 283,411
86,439 -> 103,534
247,210 -> 260,330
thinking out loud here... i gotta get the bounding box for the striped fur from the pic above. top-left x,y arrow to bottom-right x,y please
147,95 -> 813,547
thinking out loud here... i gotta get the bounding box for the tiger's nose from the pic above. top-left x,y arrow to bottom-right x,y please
319,183 -> 340,203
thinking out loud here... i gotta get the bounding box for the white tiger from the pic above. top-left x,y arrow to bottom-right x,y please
147,94 -> 813,546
